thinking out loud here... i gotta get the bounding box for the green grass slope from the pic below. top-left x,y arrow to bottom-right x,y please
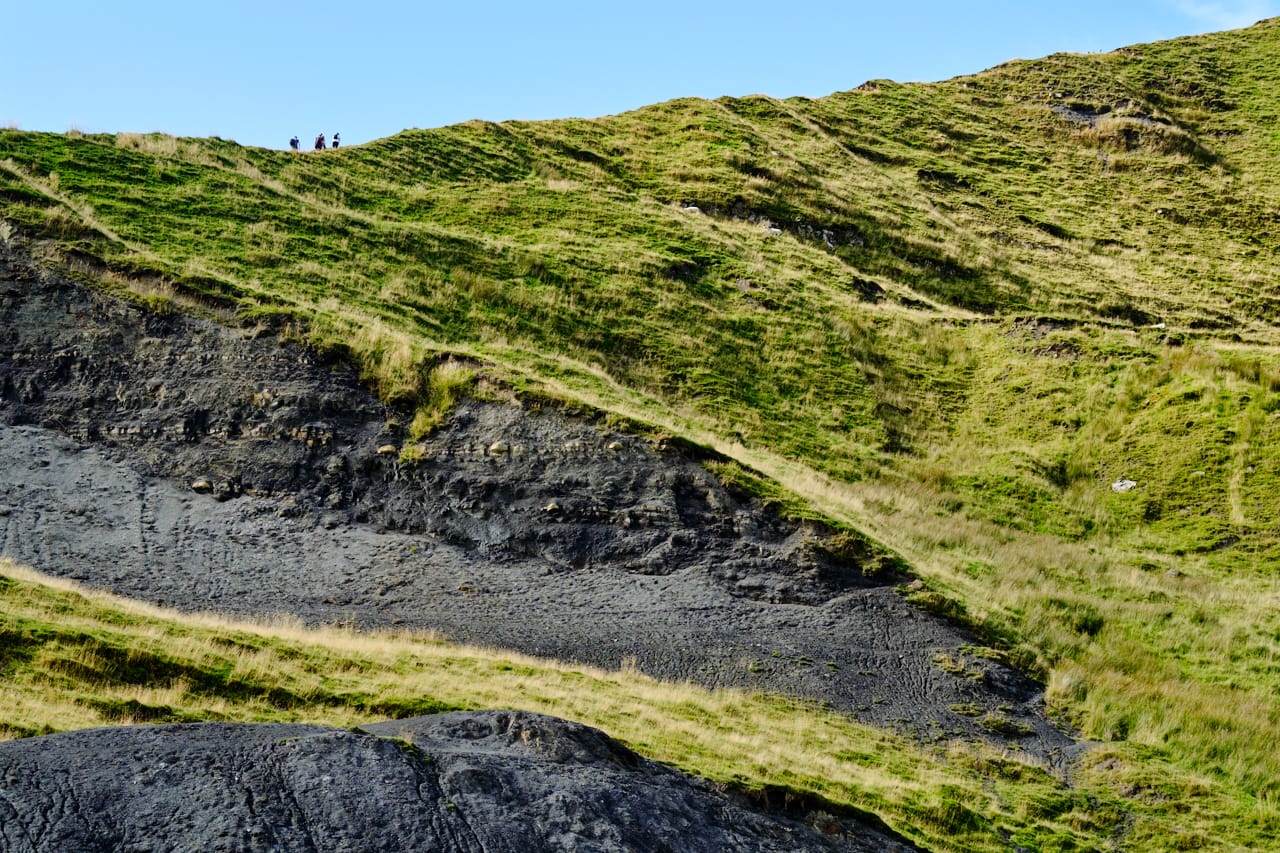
3,17 -> 1280,851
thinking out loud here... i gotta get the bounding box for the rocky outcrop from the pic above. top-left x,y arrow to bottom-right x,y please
0,233 -> 1075,757
0,711 -> 923,852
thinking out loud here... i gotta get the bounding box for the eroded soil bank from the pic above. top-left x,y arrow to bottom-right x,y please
0,237 -> 1075,759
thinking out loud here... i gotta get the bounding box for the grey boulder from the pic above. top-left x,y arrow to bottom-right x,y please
0,710 -> 923,852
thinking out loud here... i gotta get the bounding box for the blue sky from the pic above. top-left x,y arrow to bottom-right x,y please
3,1 -> 1275,150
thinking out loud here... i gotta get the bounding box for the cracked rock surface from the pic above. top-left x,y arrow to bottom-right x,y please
0,710 -> 923,852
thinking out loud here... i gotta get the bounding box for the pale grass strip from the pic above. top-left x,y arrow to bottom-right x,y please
0,556 -> 1006,849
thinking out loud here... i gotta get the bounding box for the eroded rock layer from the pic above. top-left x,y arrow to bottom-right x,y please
0,238 -> 1073,756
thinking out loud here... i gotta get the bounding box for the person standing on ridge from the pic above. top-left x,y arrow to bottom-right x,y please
332,132 -> 340,149
314,133 -> 326,150
289,135 -> 299,151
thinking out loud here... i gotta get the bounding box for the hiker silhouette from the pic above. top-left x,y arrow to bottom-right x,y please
332,132 -> 340,149
314,133 -> 326,151
289,135 -> 299,151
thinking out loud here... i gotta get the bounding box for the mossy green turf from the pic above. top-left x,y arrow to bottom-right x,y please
3,18 -> 1280,851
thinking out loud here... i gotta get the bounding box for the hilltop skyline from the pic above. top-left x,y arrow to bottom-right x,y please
3,1 -> 1277,150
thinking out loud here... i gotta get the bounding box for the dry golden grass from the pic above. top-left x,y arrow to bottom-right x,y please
0,558 -> 1024,851
8,554 -> 1270,849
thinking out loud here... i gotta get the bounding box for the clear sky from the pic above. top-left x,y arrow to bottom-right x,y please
3,1 -> 1276,151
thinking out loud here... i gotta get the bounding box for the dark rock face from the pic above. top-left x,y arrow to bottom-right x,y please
0,242 -> 883,607
0,711 -> 923,852
0,234 -> 1075,757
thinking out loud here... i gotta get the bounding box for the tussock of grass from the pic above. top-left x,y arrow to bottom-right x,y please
409,359 -> 478,439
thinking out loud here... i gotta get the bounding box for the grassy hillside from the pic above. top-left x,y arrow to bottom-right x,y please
3,17 -> 1280,851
